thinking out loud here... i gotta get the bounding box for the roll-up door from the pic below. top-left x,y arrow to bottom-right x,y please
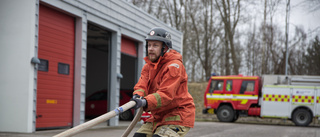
36,4 -> 75,129
121,37 -> 137,57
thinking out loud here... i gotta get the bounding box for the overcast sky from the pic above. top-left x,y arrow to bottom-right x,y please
239,0 -> 320,41
291,0 -> 320,28
261,0 -> 320,40
288,0 -> 320,36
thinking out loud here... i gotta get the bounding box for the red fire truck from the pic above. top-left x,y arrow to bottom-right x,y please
203,75 -> 320,126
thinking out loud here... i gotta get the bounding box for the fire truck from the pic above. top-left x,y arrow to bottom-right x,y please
203,75 -> 320,126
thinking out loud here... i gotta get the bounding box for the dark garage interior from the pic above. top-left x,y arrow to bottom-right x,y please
85,23 -> 138,120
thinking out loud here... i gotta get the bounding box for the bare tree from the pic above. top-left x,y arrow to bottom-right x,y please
215,0 -> 242,75
287,27 -> 307,75
244,19 -> 262,76
128,0 -> 317,81
303,0 -> 320,12
187,0 -> 223,81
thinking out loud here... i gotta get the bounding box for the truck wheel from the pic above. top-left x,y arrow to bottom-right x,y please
232,113 -> 239,122
217,105 -> 235,122
292,109 -> 312,126
119,110 -> 133,121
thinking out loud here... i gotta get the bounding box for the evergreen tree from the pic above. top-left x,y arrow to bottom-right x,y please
303,36 -> 320,75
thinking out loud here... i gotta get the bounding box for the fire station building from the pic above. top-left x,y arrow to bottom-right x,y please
0,0 -> 182,133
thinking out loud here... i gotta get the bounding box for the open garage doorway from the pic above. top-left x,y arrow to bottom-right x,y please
85,23 -> 110,119
119,37 -> 138,120
85,25 -> 138,121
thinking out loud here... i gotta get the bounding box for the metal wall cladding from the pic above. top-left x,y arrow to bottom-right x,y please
36,4 -> 75,129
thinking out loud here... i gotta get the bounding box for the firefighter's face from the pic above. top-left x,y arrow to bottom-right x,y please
147,40 -> 163,62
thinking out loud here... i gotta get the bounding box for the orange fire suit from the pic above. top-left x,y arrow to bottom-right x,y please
133,49 -> 195,131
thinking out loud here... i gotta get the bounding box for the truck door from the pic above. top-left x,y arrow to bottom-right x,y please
206,79 -> 225,107
211,80 -> 224,94
235,80 -> 259,109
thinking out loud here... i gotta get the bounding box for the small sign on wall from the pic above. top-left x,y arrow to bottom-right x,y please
46,99 -> 57,104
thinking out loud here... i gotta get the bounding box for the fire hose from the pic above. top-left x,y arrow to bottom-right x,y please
53,100 -> 143,137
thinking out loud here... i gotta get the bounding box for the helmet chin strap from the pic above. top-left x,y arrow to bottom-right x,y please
160,43 -> 166,56
145,42 -> 148,56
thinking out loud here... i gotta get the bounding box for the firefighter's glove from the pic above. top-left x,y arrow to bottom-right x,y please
132,97 -> 147,109
132,94 -> 141,99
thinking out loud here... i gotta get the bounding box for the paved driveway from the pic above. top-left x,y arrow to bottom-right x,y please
1,121 -> 320,137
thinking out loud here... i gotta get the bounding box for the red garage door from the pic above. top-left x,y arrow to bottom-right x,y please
121,37 -> 137,57
36,4 -> 75,129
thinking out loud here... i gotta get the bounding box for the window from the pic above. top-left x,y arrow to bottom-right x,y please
209,80 -> 217,93
38,59 -> 48,72
226,80 -> 232,91
215,81 -> 224,91
58,63 -> 69,75
209,80 -> 224,93
240,81 -> 255,94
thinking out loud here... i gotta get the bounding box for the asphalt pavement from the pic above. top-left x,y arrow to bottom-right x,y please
0,121 -> 140,137
1,121 -> 320,137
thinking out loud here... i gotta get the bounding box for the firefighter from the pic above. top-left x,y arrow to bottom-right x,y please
131,27 -> 195,137
226,81 -> 232,91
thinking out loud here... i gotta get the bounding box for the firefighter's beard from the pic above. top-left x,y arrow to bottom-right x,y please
148,53 -> 160,63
